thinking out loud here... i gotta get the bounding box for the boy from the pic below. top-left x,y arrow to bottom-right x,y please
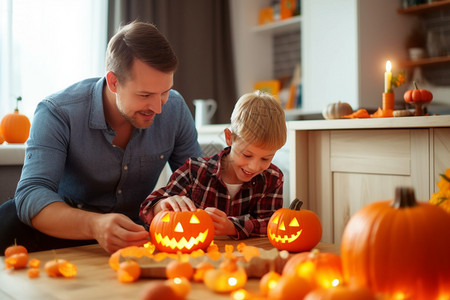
139,91 -> 287,239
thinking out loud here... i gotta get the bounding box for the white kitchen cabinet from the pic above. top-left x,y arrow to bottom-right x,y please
288,116 -> 450,244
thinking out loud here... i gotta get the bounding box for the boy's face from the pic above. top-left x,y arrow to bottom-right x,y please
226,135 -> 277,184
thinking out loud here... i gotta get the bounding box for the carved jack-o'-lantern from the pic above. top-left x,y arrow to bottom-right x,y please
150,209 -> 214,254
267,199 -> 322,252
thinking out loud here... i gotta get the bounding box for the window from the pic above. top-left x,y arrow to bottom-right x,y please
0,0 -> 107,120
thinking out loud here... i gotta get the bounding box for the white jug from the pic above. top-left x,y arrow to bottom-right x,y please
193,99 -> 217,128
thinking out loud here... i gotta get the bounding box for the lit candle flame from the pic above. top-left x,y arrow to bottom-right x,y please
386,60 -> 392,72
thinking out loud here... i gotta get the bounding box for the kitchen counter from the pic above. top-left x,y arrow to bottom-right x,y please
287,115 -> 450,244
288,114 -> 450,130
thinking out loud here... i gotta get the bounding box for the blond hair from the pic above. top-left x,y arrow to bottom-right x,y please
230,91 -> 287,150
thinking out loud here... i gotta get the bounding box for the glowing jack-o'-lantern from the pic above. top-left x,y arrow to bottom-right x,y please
150,209 -> 214,253
267,199 -> 322,252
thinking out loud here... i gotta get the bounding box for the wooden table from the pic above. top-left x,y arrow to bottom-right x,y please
0,237 -> 340,300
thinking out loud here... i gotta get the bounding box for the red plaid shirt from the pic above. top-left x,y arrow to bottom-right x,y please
139,147 -> 284,239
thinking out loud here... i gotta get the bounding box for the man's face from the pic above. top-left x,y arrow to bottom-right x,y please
114,59 -> 174,129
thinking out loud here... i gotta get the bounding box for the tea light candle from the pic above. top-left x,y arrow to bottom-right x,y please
384,60 -> 392,93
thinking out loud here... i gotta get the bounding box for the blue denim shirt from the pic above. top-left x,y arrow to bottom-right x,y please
15,77 -> 202,226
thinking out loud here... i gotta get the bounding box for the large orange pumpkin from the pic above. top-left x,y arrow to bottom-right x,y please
267,198 -> 322,252
150,209 -> 214,253
0,96 -> 30,143
341,187 -> 450,299
282,249 -> 343,289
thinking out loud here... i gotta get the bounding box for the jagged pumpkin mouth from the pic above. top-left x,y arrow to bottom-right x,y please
268,228 -> 302,243
153,229 -> 210,250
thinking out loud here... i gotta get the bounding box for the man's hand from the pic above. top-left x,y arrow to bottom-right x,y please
32,202 -> 149,254
92,213 -> 149,253
204,207 -> 237,236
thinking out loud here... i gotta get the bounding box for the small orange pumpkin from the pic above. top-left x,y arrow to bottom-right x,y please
203,258 -> 247,293
0,96 -> 31,143
403,82 -> 433,116
267,199 -> 322,252
268,273 -> 313,300
341,187 -> 450,299
150,209 -> 214,254
282,249 -> 343,289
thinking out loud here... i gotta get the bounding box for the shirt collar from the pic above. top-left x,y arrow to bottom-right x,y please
89,77 -> 108,130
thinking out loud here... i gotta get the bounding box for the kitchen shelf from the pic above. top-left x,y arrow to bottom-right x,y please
397,0 -> 450,14
251,15 -> 301,35
399,55 -> 450,68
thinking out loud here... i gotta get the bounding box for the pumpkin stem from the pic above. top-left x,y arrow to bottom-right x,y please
392,187 -> 418,209
413,81 -> 419,90
289,198 -> 303,210
15,96 -> 22,112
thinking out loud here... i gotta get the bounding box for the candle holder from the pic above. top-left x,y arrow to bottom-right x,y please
382,92 -> 395,111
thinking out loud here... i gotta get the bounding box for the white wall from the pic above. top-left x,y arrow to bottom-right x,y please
302,0 -> 359,112
230,0 -> 273,96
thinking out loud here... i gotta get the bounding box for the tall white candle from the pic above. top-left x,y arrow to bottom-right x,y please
384,60 -> 392,93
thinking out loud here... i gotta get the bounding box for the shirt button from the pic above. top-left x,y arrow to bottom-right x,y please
160,155 -> 164,159
117,189 -> 122,195
123,165 -> 128,171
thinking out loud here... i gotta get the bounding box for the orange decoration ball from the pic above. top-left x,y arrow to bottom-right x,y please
282,249 -> 343,289
193,261 -> 214,282
140,281 -> 182,300
166,260 -> 194,280
268,274 -> 313,300
260,270 -> 281,296
117,260 -> 141,283
166,277 -> 191,298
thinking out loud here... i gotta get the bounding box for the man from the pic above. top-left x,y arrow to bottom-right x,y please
0,21 -> 202,253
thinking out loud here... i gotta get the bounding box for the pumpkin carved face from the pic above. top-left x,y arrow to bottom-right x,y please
267,199 -> 322,252
150,209 -> 214,253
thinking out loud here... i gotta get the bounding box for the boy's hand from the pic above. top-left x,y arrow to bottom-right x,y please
204,207 -> 237,236
154,195 -> 196,215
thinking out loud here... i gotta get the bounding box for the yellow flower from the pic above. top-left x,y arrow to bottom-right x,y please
430,168 -> 450,214
430,190 -> 450,213
436,169 -> 450,192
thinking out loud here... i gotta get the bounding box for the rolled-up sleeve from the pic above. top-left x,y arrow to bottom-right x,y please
15,101 -> 69,226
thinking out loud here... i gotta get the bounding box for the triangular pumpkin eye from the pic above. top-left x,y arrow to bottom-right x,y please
174,222 -> 184,232
272,215 -> 280,224
190,214 -> 200,224
161,213 -> 170,222
289,217 -> 300,227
